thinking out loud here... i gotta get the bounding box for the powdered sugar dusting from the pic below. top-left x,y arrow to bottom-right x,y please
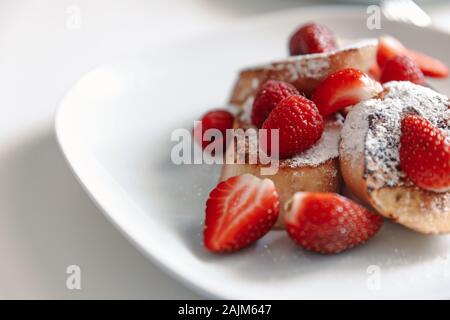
283,115 -> 343,168
239,96 -> 254,124
280,57 -> 330,81
341,81 -> 450,189
252,39 -> 377,81
236,110 -> 343,168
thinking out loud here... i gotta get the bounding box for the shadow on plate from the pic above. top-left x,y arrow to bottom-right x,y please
0,127 -> 199,298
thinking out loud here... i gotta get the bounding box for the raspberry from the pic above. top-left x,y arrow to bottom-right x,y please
251,80 -> 299,128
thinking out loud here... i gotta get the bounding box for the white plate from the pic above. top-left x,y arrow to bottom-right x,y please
55,7 -> 450,299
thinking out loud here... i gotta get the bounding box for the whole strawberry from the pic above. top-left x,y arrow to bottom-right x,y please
400,114 -> 450,193
285,192 -> 383,254
204,174 -> 279,253
251,80 -> 300,128
262,95 -> 324,159
288,23 -> 338,56
194,109 -> 234,149
380,55 -> 425,84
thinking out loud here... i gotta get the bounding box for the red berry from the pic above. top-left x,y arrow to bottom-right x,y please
288,23 -> 338,56
377,35 -> 407,69
251,80 -> 300,128
261,95 -> 324,159
311,68 -> 383,117
400,114 -> 450,193
194,109 -> 234,149
408,49 -> 449,78
285,192 -> 383,254
204,174 -> 279,253
377,35 -> 448,78
380,55 -> 425,84
368,63 -> 382,81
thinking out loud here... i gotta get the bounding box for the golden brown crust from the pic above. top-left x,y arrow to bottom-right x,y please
339,129 -> 450,235
230,41 -> 377,107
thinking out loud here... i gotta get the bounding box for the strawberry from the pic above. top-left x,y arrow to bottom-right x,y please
368,63 -> 382,81
377,35 -> 448,78
408,49 -> 449,78
377,35 -> 407,69
288,23 -> 338,56
400,114 -> 450,193
251,80 -> 300,128
194,109 -> 234,149
285,192 -> 383,254
311,68 -> 383,117
204,174 -> 279,253
261,95 -> 324,159
380,55 -> 425,84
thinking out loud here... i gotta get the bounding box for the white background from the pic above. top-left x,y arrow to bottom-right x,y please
0,0 -> 450,299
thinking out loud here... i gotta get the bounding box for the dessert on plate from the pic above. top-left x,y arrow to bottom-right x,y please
194,22 -> 449,254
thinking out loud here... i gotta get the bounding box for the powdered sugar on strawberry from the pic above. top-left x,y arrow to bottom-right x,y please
341,81 -> 450,189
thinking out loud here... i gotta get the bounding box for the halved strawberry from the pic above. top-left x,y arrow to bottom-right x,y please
400,114 -> 450,193
377,35 -> 407,69
368,63 -> 381,81
408,49 -> 449,78
311,68 -> 383,117
285,192 -> 383,254
204,174 -> 279,253
377,35 -> 448,78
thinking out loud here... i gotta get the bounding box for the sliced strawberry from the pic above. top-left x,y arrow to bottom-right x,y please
288,23 -> 338,56
194,109 -> 234,149
251,80 -> 299,128
377,35 -> 407,69
262,95 -> 324,159
285,192 -> 383,254
204,174 -> 279,253
368,63 -> 381,81
408,49 -> 449,78
377,35 -> 448,78
400,114 -> 450,193
311,68 -> 383,117
380,55 -> 425,84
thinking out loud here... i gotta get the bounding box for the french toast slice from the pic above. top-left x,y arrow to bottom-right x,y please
340,81 -> 450,234
221,116 -> 342,228
230,40 -> 378,110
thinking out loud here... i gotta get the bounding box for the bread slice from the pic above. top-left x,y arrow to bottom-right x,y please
230,39 -> 378,109
340,81 -> 450,234
221,116 -> 343,228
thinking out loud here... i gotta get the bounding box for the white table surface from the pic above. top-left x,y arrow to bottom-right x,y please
1,0 -> 450,299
